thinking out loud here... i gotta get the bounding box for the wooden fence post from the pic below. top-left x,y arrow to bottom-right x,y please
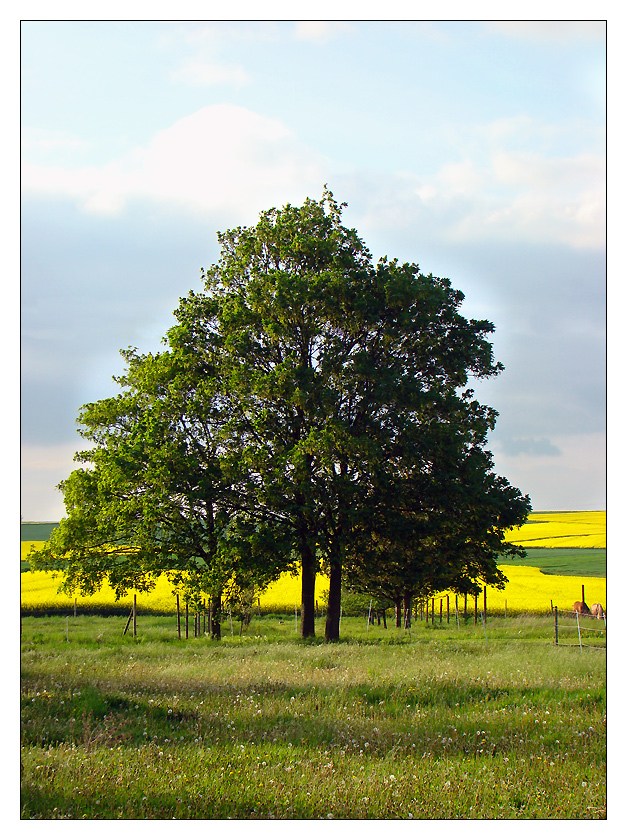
484,587 -> 487,624
554,606 -> 559,645
185,601 -> 189,639
447,595 -> 450,624
431,598 -> 435,625
439,599 -> 443,624
123,607 -> 133,636
177,594 -> 181,640
133,594 -> 137,637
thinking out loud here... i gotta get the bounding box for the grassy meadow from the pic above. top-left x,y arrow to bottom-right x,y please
20,613 -> 606,820
20,510 -> 607,819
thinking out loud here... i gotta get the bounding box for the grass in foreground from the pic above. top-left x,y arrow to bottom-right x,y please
21,614 -> 606,819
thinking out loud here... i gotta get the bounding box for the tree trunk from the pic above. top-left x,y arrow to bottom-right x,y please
325,558 -> 342,642
210,591 -> 221,640
394,596 -> 403,627
403,591 -> 412,629
300,540 -> 316,638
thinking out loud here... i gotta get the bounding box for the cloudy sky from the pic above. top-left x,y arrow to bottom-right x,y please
20,19 -> 606,520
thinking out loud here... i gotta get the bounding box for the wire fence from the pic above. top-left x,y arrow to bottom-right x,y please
553,606 -> 606,650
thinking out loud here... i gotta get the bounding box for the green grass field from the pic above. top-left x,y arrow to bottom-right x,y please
20,613 -> 606,819
501,548 -> 606,577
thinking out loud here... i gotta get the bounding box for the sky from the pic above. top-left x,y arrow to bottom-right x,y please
20,18 -> 607,521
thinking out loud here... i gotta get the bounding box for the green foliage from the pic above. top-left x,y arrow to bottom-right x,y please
29,189 -> 530,642
170,189 -> 529,638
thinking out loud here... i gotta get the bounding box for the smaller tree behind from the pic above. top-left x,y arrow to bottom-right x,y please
29,347 -> 291,628
343,398 -> 531,616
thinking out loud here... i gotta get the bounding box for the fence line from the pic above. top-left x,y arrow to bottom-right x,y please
553,606 -> 606,650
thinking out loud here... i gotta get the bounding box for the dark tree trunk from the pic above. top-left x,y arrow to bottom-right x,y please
325,558 -> 342,642
403,591 -> 412,629
394,596 -> 403,627
210,591 -> 221,640
295,455 -> 316,638
205,504 -> 221,640
300,540 -> 316,638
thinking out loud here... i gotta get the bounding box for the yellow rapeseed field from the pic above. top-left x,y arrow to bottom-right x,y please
21,541 -> 46,562
505,510 -> 605,548
18,570 -> 331,615
20,571 -> 182,614
20,510 -> 606,615
20,565 -> 605,616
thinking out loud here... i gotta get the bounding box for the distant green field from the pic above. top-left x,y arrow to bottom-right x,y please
501,548 -> 606,578
21,522 -> 58,541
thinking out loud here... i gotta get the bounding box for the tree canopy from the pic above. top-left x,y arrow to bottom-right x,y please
30,189 -> 531,641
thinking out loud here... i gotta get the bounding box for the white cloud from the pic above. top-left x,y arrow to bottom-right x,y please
21,104 -> 330,220
176,20 -> 281,46
414,147 -> 605,249
416,159 -> 483,200
20,106 -> 605,250
171,60 -> 249,87
484,21 -> 606,44
22,127 -> 90,153
293,21 -> 353,44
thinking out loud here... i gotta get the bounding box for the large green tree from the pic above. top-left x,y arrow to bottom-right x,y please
167,191 -> 376,637
31,189 -> 529,643
168,189 -> 525,640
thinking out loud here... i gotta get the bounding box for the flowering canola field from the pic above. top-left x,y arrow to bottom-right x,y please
20,565 -> 605,617
20,511 -> 606,615
505,510 -> 605,548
